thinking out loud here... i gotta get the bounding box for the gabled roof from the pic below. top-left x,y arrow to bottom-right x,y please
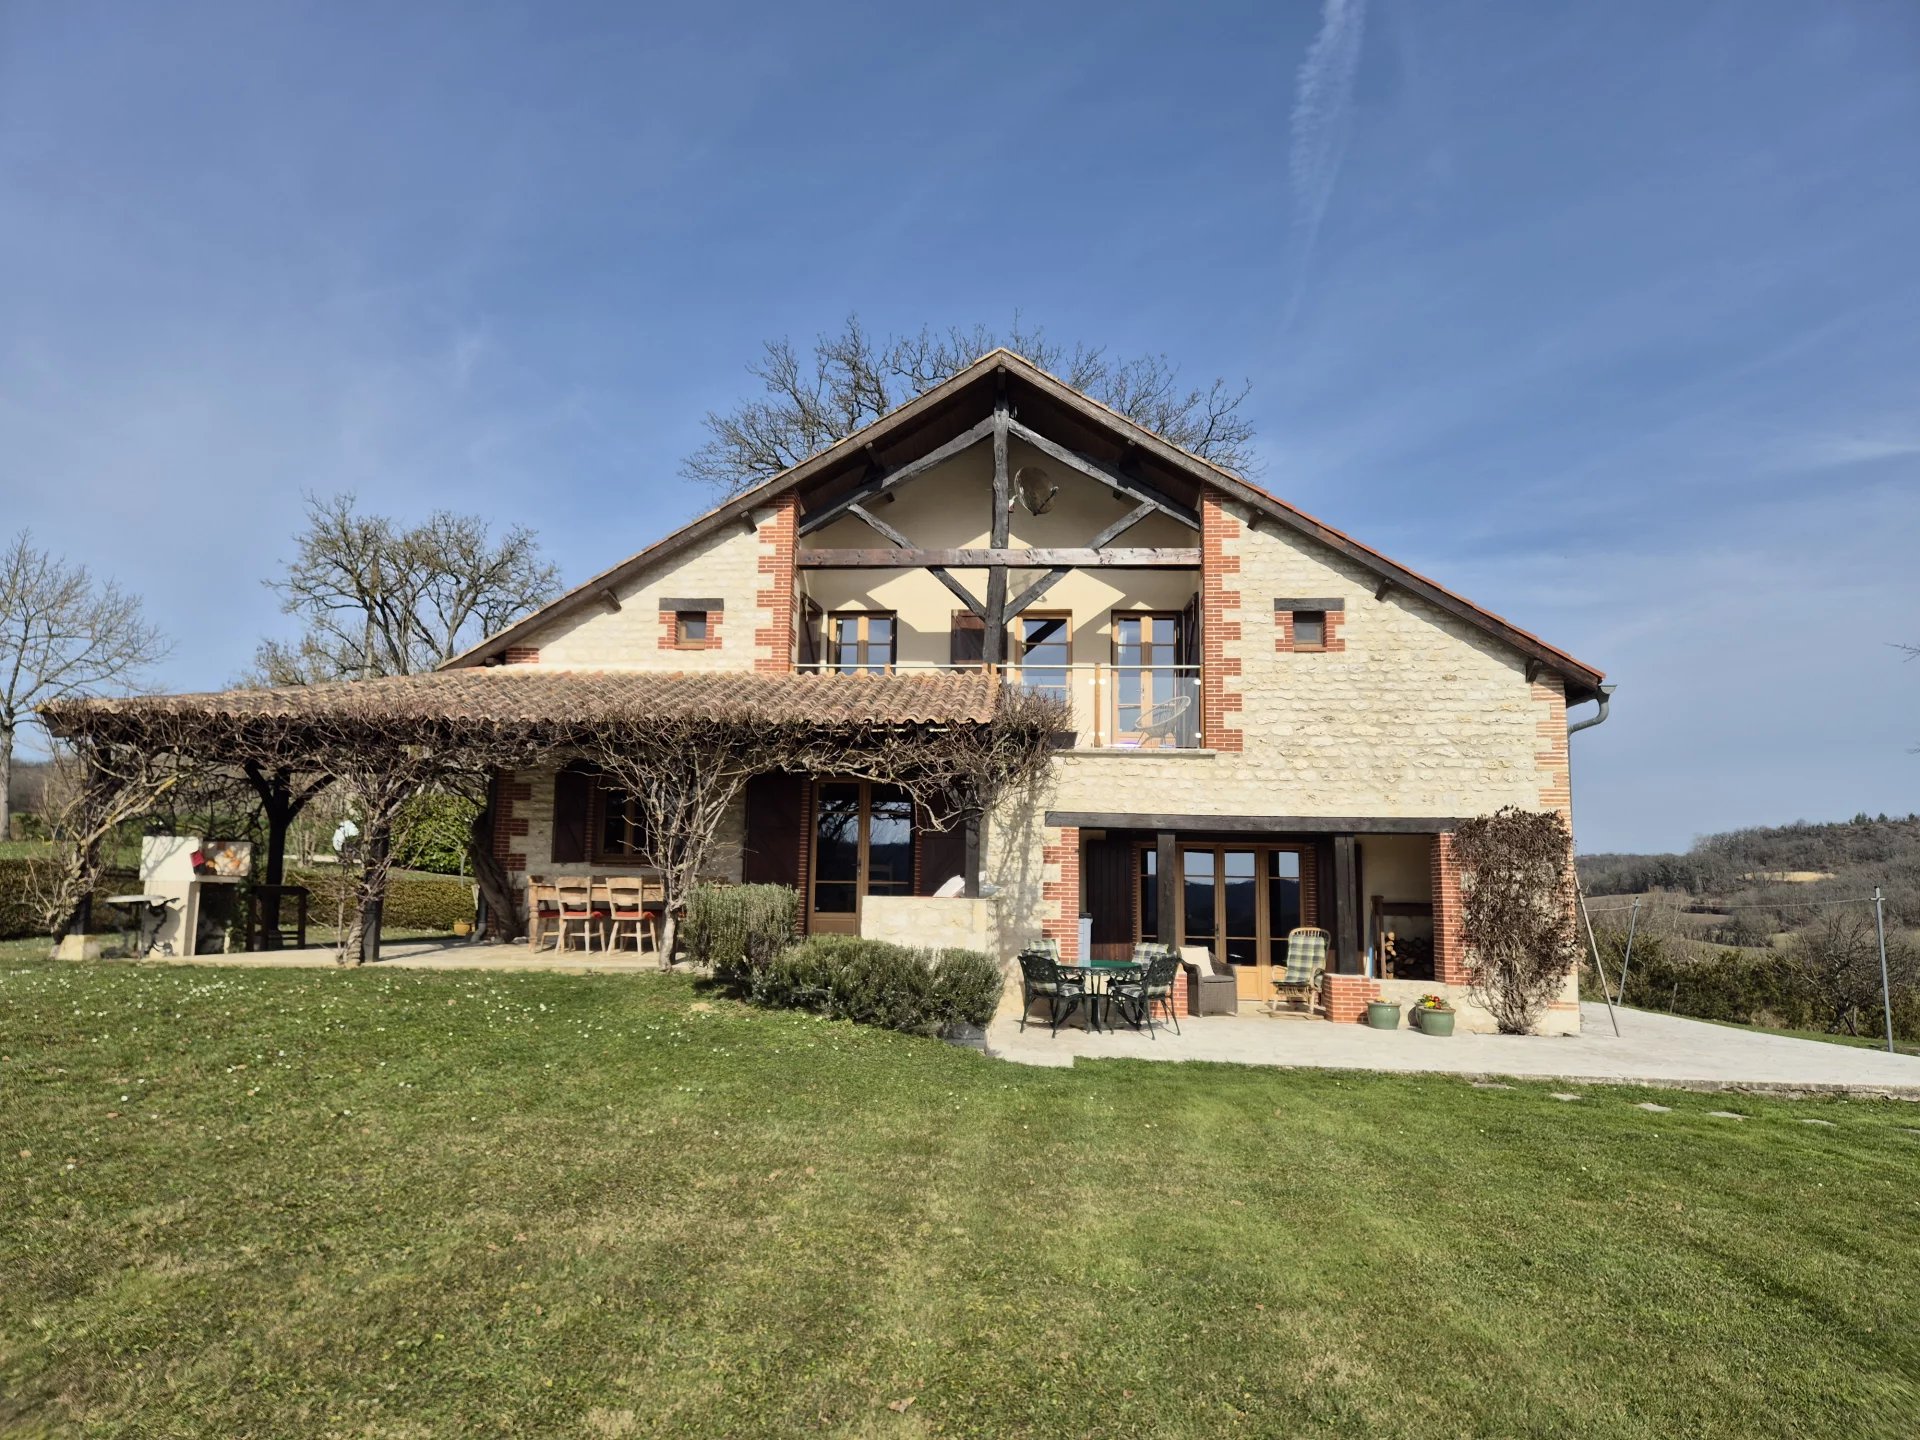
450,349 -> 1606,702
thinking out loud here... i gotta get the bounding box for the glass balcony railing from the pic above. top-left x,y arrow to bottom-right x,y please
794,661 -> 1206,750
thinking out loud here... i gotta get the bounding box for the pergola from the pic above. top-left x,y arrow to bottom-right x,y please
40,667 -> 1060,962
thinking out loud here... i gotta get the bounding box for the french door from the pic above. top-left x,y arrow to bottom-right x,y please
1140,844 -> 1311,997
808,780 -> 915,933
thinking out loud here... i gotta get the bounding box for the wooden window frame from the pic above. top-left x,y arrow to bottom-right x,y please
591,782 -> 651,865
1110,610 -> 1184,668
826,610 -> 897,673
674,610 -> 709,648
807,779 -> 916,931
1132,841 -> 1315,962
1291,609 -> 1327,651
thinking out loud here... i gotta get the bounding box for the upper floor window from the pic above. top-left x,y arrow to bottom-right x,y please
1274,597 -> 1343,654
1015,613 -> 1071,702
676,611 -> 709,647
829,611 -> 895,673
1292,610 -> 1326,649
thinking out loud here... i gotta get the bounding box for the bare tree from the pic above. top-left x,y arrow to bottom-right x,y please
255,493 -> 560,683
1788,908 -> 1916,1036
683,315 -> 1257,497
0,531 -> 169,840
1455,807 -> 1580,1034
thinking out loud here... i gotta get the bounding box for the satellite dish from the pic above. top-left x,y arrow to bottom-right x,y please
1014,465 -> 1057,515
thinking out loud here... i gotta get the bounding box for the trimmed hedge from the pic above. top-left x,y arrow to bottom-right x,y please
0,858 -> 138,940
683,884 -> 798,984
284,867 -> 476,933
751,935 -> 1002,1036
0,858 -> 472,941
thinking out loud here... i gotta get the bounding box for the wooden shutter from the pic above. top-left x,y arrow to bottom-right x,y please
551,765 -> 593,863
1179,593 -> 1200,668
950,610 -> 986,667
916,789 -> 970,896
742,772 -> 804,887
1084,837 -> 1133,957
799,597 -> 824,668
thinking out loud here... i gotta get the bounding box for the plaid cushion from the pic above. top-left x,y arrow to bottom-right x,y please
1280,928 -> 1329,985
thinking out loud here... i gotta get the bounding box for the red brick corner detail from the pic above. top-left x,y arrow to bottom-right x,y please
1200,490 -> 1243,752
755,495 -> 798,673
1321,972 -> 1381,1023
1432,831 -> 1468,984
1040,827 -> 1082,962
504,646 -> 541,665
1532,676 -> 1571,816
657,607 -> 725,651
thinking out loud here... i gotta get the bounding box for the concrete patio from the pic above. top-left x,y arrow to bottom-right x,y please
987,1001 -> 1920,1095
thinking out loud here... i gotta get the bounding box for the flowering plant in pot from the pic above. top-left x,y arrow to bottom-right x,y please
1411,993 -> 1455,1036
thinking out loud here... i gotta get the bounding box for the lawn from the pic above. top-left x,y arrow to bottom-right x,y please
3,943 -> 1917,1438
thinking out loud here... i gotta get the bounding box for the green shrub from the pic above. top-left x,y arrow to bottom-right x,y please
752,935 -> 1002,1036
684,884 -> 797,984
283,867 -> 475,933
0,858 -> 138,940
390,794 -> 480,876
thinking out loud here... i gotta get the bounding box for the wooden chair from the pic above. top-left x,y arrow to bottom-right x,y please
526,877 -> 558,950
603,877 -> 658,954
552,878 -> 598,953
1272,927 -> 1329,1015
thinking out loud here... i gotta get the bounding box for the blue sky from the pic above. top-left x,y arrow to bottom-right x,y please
3,0 -> 1917,852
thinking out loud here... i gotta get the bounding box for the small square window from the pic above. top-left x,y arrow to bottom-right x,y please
675,610 -> 708,646
1292,610 -> 1326,649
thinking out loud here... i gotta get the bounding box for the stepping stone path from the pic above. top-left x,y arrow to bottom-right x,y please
1549,1093 -> 1582,1102
1707,1111 -> 1747,1120
1800,1118 -> 1837,1127
1470,1081 -> 1514,1090
1634,1102 -> 1672,1113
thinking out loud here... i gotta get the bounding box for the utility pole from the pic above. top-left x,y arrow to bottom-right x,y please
1873,886 -> 1894,1055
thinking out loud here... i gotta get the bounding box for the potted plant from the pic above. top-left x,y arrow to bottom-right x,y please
1365,997 -> 1402,1030
1411,993 -> 1455,1036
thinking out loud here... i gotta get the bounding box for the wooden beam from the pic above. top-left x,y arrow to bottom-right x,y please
1088,500 -> 1158,550
1156,831 -> 1178,947
795,547 -> 1201,569
796,416 -> 997,535
844,503 -> 985,616
1005,417 -> 1198,528
1333,834 -> 1358,976
984,398 -> 1011,663
1044,812 -> 1466,835
1004,568 -> 1069,619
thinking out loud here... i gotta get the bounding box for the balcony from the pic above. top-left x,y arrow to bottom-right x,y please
795,662 -> 1205,750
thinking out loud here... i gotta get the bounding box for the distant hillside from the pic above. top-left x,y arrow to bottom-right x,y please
1580,813 -> 1920,928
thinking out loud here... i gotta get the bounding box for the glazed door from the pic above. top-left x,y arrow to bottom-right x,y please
1165,844 -> 1312,998
808,780 -> 915,934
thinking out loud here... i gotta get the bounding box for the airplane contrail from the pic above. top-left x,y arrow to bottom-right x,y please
1286,0 -> 1368,325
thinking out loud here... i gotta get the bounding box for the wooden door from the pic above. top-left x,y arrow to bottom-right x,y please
807,780 -> 915,934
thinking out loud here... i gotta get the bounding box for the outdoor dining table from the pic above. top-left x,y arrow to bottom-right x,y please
525,876 -> 668,951
1063,961 -> 1145,1033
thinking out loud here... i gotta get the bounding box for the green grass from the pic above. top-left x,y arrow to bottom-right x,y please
3,941 -> 1917,1438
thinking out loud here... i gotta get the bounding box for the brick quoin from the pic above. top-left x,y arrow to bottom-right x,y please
754,494 -> 798,673
657,607 -> 725,651
503,646 -> 540,665
1273,608 -> 1347,655
486,776 -> 535,933
1040,826 -> 1082,962
1199,490 -> 1243,752
1432,832 -> 1467,984
1531,678 -> 1572,815
1320,972 -> 1381,1024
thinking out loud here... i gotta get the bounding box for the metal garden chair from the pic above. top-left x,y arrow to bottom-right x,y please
1016,950 -> 1085,1035
1110,950 -> 1182,1036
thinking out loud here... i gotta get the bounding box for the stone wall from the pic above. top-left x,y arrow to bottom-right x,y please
860,895 -> 991,953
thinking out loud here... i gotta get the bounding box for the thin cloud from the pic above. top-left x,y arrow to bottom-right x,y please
1286,0 -> 1369,320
